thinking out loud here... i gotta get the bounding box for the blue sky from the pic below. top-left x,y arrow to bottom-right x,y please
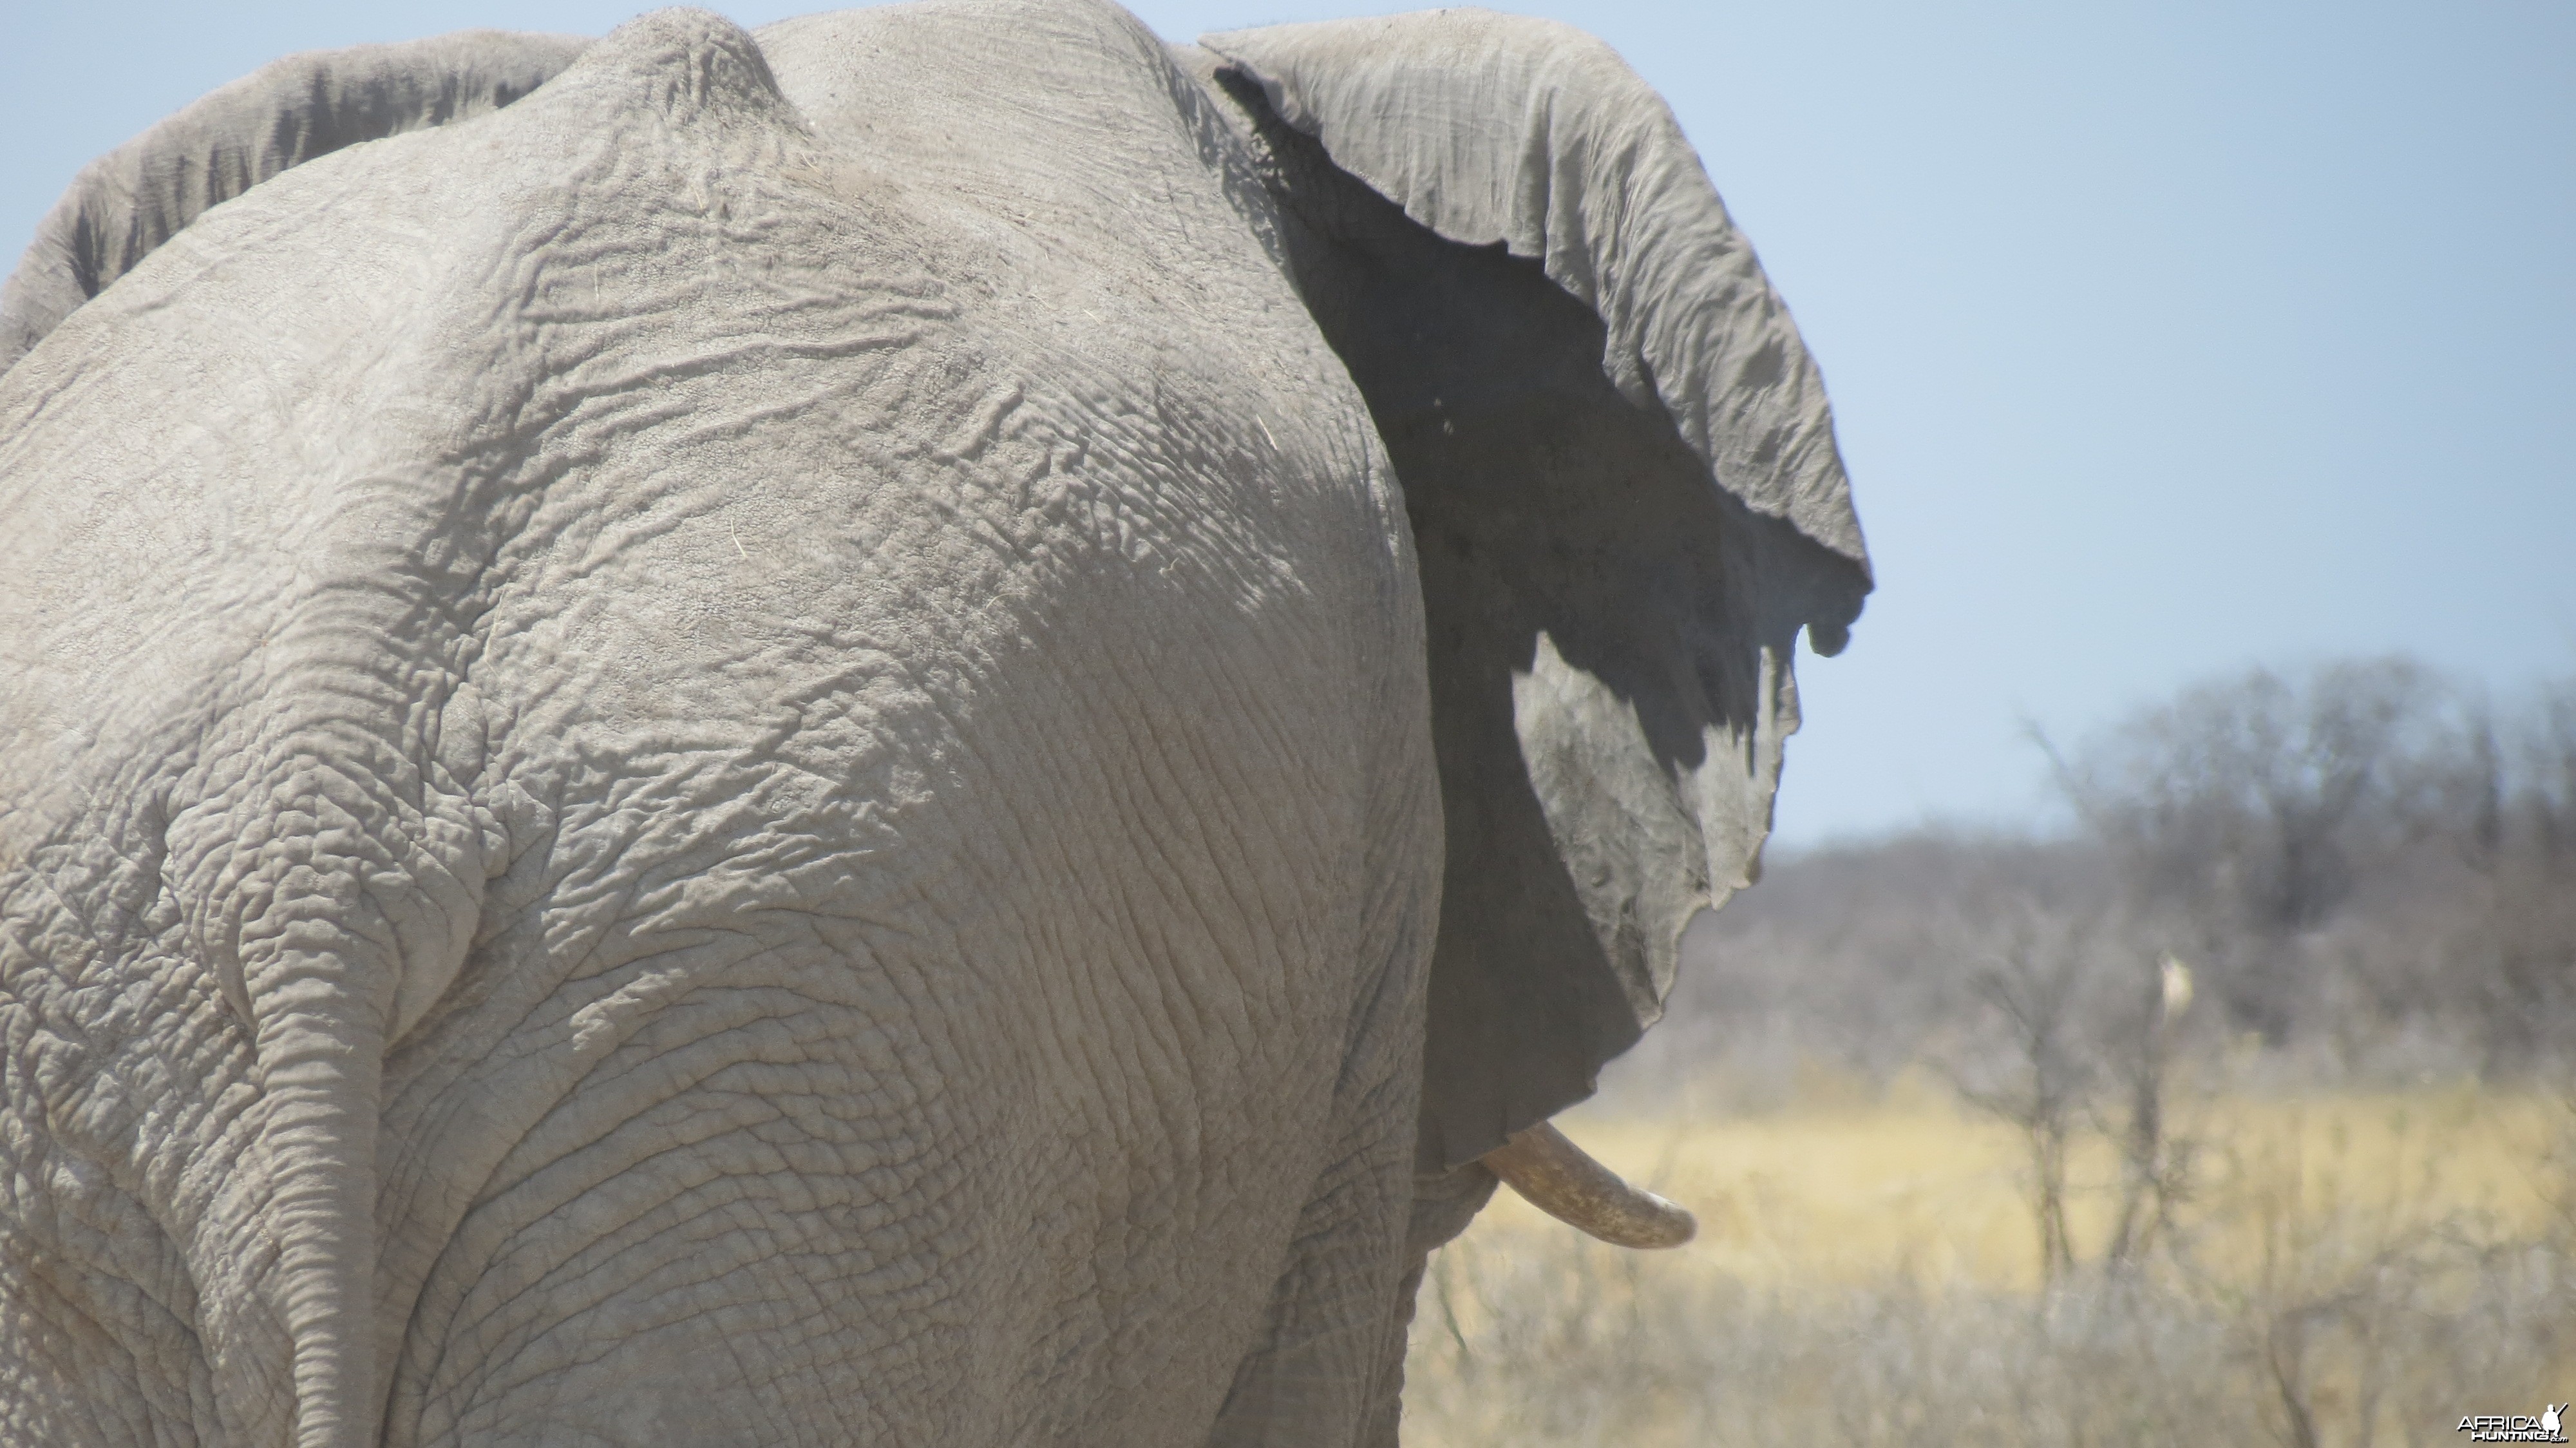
8,1 -> 2571,848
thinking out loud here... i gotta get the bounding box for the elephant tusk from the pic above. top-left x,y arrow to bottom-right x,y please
1479,1121 -> 1697,1250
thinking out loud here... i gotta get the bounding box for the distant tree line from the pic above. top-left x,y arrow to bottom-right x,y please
1623,654 -> 2576,1110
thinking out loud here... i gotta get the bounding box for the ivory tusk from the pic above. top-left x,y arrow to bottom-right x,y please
1479,1120 -> 1697,1250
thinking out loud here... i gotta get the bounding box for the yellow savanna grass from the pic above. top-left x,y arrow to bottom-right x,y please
1402,1082 -> 2576,1447
1512,1078 -> 2564,1293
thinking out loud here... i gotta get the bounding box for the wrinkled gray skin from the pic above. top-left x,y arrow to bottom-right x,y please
0,5 -> 1870,1445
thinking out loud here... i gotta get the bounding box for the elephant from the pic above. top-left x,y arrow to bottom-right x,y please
0,3 -> 1871,1445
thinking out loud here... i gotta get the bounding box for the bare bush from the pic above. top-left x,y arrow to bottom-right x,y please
1936,900 -> 2118,1284
2047,658 -> 2458,1039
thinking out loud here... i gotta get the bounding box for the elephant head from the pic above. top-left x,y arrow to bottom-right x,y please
0,6 -> 1866,1444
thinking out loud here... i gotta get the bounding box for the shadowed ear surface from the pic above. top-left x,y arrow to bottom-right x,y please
0,30 -> 589,372
1195,10 -> 1873,1168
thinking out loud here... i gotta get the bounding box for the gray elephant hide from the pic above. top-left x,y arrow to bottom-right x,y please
0,4 -> 1866,1445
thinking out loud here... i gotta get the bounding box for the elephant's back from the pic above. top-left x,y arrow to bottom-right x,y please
411,12 -> 1428,1440
414,7 -> 1426,1440
0,9 -> 1429,1443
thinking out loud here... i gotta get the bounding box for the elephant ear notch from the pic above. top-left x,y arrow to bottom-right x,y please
1198,10 -> 1872,1168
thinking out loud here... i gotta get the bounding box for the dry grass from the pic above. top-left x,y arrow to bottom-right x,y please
1400,1081 -> 2576,1447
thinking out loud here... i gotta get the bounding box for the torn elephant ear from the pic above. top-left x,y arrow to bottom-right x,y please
1198,10 -> 1873,1170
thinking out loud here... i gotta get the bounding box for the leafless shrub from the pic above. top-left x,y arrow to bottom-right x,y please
1935,900 -> 2116,1284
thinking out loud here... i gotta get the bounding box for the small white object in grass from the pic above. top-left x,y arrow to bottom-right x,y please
2160,955 -> 2193,1020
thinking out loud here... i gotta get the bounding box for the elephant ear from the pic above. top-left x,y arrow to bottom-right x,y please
0,30 -> 587,373
1196,10 -> 1873,1168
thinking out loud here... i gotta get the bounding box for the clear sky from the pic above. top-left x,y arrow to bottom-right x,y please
8,1 -> 2571,848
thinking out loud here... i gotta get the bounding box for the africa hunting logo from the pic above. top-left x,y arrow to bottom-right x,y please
2460,1405 -> 2569,1443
